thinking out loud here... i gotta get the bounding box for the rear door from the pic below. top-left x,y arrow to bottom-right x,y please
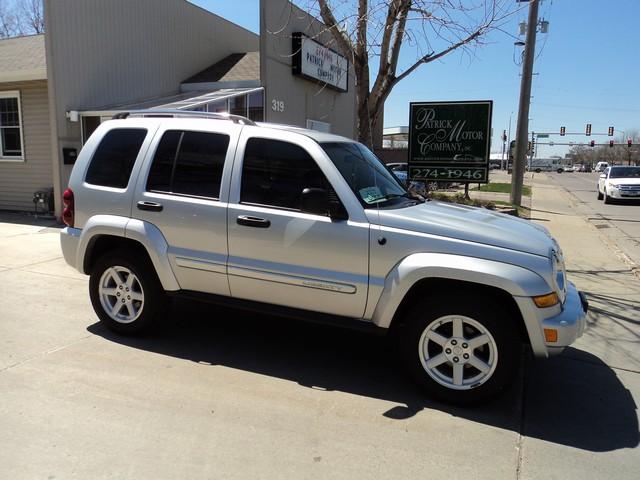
226,129 -> 370,318
133,120 -> 241,295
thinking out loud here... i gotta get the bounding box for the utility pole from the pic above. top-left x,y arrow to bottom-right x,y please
511,0 -> 539,205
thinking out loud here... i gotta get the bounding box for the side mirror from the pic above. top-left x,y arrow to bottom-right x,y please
599,174 -> 606,179
301,188 -> 330,216
301,188 -> 349,220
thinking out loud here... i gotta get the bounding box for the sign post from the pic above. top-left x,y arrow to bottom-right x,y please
408,101 -> 493,191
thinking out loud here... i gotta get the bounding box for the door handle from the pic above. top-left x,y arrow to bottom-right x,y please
237,215 -> 271,228
137,201 -> 163,212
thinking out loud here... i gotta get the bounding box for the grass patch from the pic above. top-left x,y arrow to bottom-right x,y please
474,182 -> 531,197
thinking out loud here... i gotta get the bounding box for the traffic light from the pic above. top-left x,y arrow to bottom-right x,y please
560,126 -> 566,136
590,140 -> 595,147
586,124 -> 592,136
629,138 -> 633,148
608,126 -> 614,136
609,140 -> 614,148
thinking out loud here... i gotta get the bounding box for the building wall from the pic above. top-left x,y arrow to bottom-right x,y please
0,81 -> 51,211
44,0 -> 260,216
260,0 -> 356,139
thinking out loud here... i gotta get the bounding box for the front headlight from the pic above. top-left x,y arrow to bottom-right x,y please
608,182 -> 619,189
550,245 -> 567,303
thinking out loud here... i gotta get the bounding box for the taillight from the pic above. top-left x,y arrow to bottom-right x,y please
62,188 -> 74,227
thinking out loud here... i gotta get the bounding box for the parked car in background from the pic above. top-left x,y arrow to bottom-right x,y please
595,161 -> 609,172
572,164 -> 583,172
597,166 -> 640,203
386,163 -> 428,196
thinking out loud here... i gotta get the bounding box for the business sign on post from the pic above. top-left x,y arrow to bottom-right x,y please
292,32 -> 348,92
408,101 -> 493,183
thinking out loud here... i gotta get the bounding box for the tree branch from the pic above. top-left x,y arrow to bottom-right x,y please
317,0 -> 355,57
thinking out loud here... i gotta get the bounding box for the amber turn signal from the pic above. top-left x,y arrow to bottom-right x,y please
544,328 -> 558,343
532,292 -> 559,308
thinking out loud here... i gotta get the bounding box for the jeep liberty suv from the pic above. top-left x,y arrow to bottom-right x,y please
60,110 -> 588,404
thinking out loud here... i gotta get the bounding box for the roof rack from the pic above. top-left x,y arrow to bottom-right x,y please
112,109 -> 256,126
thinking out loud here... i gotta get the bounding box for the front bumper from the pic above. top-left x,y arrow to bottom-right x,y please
541,282 -> 588,356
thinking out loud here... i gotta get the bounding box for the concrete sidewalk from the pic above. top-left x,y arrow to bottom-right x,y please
520,174 -> 640,479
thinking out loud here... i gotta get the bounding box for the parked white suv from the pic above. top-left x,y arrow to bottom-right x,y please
60,111 -> 587,404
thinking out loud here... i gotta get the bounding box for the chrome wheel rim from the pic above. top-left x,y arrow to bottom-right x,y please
418,315 -> 498,391
98,266 -> 144,324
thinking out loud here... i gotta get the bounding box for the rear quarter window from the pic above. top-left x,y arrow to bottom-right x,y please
85,128 -> 147,188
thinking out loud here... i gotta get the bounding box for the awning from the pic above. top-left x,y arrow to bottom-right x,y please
79,87 -> 263,116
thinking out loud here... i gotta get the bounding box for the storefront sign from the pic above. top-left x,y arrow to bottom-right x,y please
292,32 -> 348,92
408,101 -> 493,183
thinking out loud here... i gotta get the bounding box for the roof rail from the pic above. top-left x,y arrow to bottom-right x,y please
112,109 -> 256,126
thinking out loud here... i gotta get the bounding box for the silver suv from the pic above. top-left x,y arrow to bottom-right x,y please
60,110 -> 587,404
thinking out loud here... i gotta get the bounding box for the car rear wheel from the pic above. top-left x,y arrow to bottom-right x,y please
89,249 -> 167,335
399,293 -> 521,404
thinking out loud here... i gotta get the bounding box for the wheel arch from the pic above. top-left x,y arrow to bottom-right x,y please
370,253 -> 552,344
388,278 -> 529,344
77,215 -> 180,291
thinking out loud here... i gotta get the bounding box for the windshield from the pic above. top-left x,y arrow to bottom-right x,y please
610,167 -> 640,179
321,142 -> 411,207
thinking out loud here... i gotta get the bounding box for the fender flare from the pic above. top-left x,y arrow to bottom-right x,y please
370,252 -> 551,330
77,215 -> 180,291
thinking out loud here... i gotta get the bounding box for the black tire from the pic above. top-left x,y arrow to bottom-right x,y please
597,189 -> 604,200
89,249 -> 167,335
603,189 -> 612,204
399,293 -> 521,405
535,168 -> 541,173
557,168 -> 563,173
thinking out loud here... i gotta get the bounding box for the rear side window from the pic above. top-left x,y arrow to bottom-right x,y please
240,138 -> 328,210
147,130 -> 230,199
85,128 -> 147,188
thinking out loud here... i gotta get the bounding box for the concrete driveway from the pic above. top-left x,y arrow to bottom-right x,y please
0,196 -> 638,479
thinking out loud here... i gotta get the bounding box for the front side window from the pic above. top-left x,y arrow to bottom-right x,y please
0,93 -> 23,158
321,142 -> 410,207
240,138 -> 328,210
146,130 -> 230,199
85,128 -> 147,188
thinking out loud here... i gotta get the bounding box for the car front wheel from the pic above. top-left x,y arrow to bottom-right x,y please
89,249 -> 167,335
597,188 -> 604,200
400,294 -> 520,404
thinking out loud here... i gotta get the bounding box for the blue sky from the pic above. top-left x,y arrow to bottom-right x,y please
191,0 -> 640,157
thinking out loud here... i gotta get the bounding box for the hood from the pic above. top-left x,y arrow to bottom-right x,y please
372,201 -> 553,257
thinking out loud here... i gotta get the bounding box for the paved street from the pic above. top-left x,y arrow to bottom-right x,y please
542,171 -> 640,268
0,175 -> 638,479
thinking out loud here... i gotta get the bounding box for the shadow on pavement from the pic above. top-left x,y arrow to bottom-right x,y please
87,299 -> 639,453
0,210 -> 61,228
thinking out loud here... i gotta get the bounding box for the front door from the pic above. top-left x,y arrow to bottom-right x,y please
227,132 -> 369,318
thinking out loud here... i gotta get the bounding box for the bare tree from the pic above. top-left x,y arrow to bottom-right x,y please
302,0 -> 514,146
17,0 -> 43,34
0,0 -> 20,38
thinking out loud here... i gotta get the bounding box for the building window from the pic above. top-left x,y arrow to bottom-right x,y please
0,91 -> 24,160
248,90 -> 264,122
